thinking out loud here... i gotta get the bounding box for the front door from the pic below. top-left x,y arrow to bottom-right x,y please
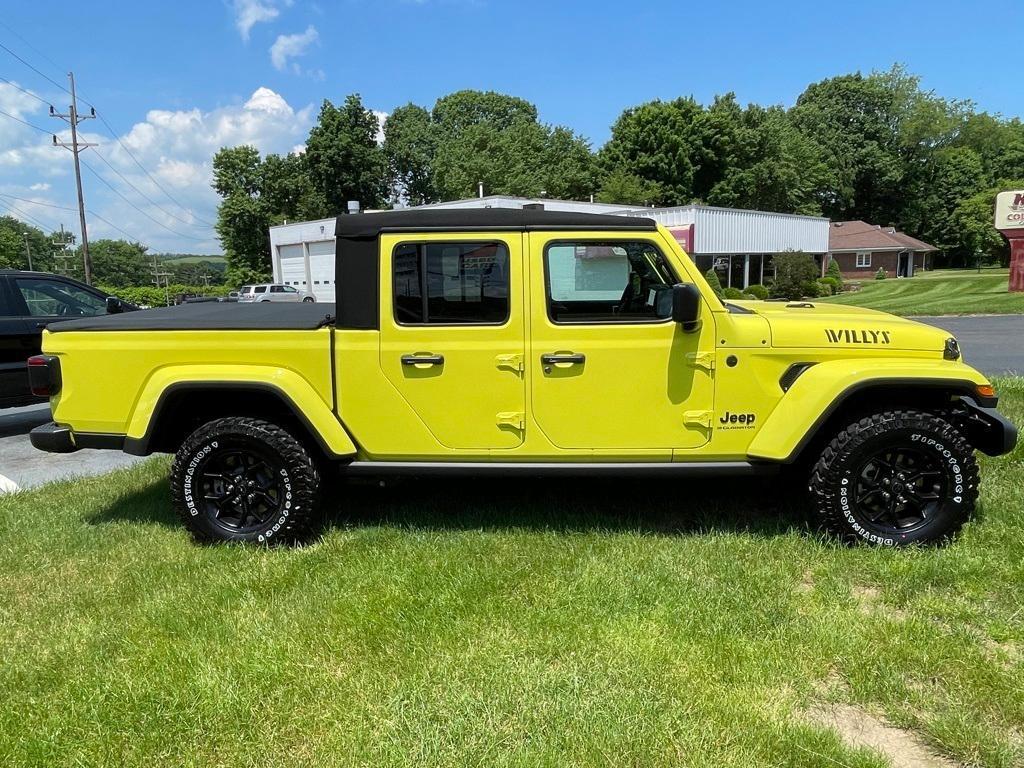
379,233 -> 526,450
529,234 -> 716,452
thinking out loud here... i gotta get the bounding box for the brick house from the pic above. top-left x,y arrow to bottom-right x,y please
826,220 -> 936,279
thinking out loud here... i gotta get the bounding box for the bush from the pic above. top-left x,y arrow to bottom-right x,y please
826,258 -> 843,288
722,287 -> 746,299
704,268 -> 724,298
875,267 -> 888,280
769,251 -> 820,300
99,283 -> 230,308
744,283 -> 769,300
814,279 -> 834,296
819,276 -> 841,295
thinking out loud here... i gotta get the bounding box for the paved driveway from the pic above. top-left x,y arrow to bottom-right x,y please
0,404 -> 143,492
915,315 -> 1024,376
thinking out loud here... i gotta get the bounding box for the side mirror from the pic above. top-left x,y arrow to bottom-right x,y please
671,283 -> 702,332
105,296 -> 124,314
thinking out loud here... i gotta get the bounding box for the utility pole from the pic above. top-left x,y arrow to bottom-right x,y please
52,224 -> 76,276
51,72 -> 96,285
22,231 -> 33,271
152,254 -> 172,306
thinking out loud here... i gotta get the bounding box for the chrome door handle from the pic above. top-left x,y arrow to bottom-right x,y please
540,353 -> 585,365
401,353 -> 444,366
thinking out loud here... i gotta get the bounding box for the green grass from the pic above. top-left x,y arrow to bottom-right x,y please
820,268 -> 1024,316
2,381 -> 1024,767
160,254 -> 226,266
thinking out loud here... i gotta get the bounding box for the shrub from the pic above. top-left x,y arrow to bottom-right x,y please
100,283 -> 230,308
826,258 -> 843,289
875,267 -> 888,280
769,251 -> 820,300
819,276 -> 841,294
722,287 -> 746,299
814,279 -> 834,296
704,268 -> 724,298
745,283 -> 769,300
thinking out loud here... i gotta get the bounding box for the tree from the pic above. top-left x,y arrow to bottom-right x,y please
0,217 -> 53,272
212,145 -> 273,280
952,182 -> 1024,268
770,251 -> 820,300
596,170 -> 663,206
383,103 -> 438,205
87,239 -> 150,287
305,94 -> 387,212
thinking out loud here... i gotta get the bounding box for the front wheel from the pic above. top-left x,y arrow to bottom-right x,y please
302,296 -> 315,303
170,417 -> 323,544
809,410 -> 979,546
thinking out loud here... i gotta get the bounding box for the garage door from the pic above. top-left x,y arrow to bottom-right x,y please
278,244 -> 305,289
308,240 -> 335,302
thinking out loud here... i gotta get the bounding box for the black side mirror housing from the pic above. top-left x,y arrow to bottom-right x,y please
671,283 -> 702,332
105,296 -> 123,314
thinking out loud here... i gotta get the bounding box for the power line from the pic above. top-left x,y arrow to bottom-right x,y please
81,157 -> 206,241
91,148 -> 209,230
0,106 -> 51,134
0,75 -> 52,109
92,111 -> 215,227
1,199 -> 58,233
0,20 -> 68,81
0,39 -> 71,98
0,193 -> 76,212
86,209 -> 145,242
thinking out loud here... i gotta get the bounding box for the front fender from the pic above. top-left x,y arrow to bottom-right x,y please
746,358 -> 991,462
125,364 -> 357,458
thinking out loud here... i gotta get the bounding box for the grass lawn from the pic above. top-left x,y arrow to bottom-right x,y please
2,381 -> 1023,767
819,268 -> 1024,316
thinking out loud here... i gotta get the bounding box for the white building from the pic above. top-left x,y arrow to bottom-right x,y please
268,197 -> 830,302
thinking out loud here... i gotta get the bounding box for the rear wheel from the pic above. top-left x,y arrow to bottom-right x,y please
809,410 -> 979,546
302,296 -> 315,303
170,417 -> 323,544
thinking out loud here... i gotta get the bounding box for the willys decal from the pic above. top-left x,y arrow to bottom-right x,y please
824,328 -> 892,345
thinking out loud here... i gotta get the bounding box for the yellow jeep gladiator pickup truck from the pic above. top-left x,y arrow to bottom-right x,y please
28,209 -> 1017,546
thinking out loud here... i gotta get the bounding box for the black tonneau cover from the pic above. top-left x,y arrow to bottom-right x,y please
46,302 -> 336,332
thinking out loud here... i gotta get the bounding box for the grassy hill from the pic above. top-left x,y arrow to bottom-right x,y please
820,268 -> 1024,315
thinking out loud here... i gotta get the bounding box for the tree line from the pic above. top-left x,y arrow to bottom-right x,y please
213,66 -> 1024,283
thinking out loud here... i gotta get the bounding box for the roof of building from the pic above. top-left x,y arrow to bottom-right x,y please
333,207 -> 657,239
829,220 -> 936,252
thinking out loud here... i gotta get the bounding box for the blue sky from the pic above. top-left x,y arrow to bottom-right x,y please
0,0 -> 1019,254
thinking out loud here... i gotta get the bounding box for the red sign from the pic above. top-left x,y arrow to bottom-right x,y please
668,224 -> 695,253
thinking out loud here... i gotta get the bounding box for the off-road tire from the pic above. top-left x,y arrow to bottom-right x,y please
170,417 -> 323,545
809,410 -> 979,546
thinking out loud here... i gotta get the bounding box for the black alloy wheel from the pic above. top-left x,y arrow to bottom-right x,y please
171,416 -> 324,544
851,445 -> 945,535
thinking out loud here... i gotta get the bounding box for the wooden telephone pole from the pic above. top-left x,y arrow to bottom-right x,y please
51,72 -> 96,284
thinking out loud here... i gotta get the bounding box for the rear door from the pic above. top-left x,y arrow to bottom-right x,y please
378,233 -> 526,450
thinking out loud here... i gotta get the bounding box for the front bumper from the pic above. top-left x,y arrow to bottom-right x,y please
961,398 -> 1018,456
29,422 -> 126,454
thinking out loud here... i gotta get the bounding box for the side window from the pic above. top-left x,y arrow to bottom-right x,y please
15,278 -> 107,317
393,242 -> 510,325
254,286 -> 267,294
544,241 -> 677,323
283,285 -> 297,293
270,285 -> 284,293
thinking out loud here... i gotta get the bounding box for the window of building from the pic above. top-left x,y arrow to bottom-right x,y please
393,242 -> 510,325
856,252 -> 872,268
544,241 -> 677,323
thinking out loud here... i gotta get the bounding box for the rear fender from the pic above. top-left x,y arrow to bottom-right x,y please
746,358 -> 992,462
125,365 -> 357,458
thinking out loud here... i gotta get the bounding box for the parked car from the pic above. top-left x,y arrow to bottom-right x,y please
0,270 -> 134,409
237,284 -> 315,303
28,209 -> 1016,546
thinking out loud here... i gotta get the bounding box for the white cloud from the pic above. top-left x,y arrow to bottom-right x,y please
2,87 -> 316,253
270,25 -> 319,71
372,110 -> 388,144
232,0 -> 286,40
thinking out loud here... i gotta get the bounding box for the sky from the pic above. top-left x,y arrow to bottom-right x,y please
0,0 -> 1020,255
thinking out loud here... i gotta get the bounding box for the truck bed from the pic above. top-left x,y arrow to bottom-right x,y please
46,302 -> 337,332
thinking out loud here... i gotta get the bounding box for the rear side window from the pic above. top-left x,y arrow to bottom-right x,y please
544,241 -> 677,323
393,242 -> 509,325
254,286 -> 267,294
15,277 -> 107,317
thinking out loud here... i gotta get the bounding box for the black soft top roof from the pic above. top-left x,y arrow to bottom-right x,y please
334,208 -> 657,238
47,301 -> 336,333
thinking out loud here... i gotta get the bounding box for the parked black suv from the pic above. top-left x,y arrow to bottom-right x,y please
0,271 -> 133,408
